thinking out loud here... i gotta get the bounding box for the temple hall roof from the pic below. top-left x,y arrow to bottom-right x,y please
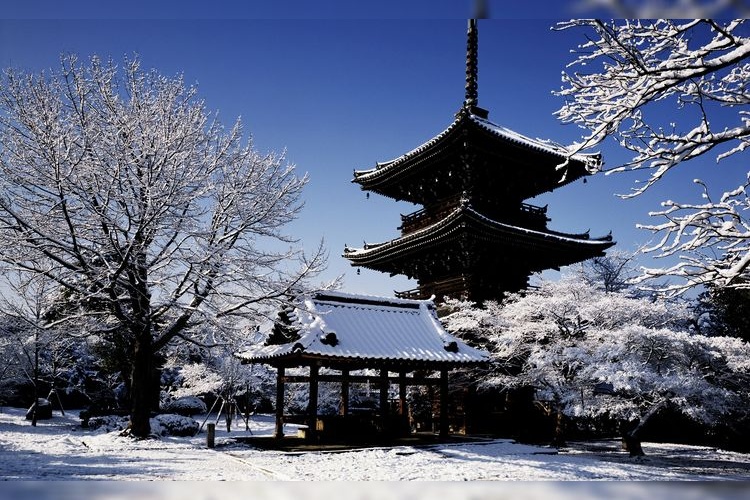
236,291 -> 489,367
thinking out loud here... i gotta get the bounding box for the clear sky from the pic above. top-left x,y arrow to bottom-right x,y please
0,3 -> 745,297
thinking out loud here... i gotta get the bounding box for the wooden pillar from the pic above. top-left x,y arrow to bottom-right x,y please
206,423 -> 215,448
379,368 -> 389,432
308,364 -> 319,440
340,369 -> 350,416
274,366 -> 285,439
398,371 -> 407,416
439,368 -> 449,438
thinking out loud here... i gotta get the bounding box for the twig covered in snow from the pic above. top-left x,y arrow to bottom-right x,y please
555,19 -> 750,292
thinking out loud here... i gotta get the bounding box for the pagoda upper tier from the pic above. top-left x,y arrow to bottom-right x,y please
352,106 -> 602,206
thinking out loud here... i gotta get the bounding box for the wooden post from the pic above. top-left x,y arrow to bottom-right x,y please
206,423 -> 215,448
340,369 -> 350,416
308,364 -> 319,440
398,371 -> 407,416
274,366 -> 285,439
48,388 -> 65,416
226,400 -> 233,432
439,368 -> 449,438
379,368 -> 389,433
245,386 -> 251,431
214,398 -> 225,426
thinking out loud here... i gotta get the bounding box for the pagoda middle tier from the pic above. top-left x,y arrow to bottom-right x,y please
344,199 -> 614,302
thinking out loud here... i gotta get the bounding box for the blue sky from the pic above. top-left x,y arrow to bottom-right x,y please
0,6 -> 744,297
0,1 -> 624,20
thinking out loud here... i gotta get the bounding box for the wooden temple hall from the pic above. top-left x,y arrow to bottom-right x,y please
344,19 -> 615,303
237,291 -> 489,441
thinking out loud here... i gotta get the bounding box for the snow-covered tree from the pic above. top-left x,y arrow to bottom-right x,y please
0,272 -> 84,423
555,19 -> 750,293
693,283 -> 750,342
443,276 -> 750,455
0,55 -> 330,438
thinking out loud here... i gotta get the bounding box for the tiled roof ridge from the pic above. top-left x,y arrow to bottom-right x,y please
311,290 -> 430,310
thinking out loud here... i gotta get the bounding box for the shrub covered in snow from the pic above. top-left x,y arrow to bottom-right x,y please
152,414 -> 199,437
87,415 -> 129,432
161,396 -> 207,416
443,275 -> 750,455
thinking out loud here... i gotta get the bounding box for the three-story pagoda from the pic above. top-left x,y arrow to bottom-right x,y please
344,20 -> 615,303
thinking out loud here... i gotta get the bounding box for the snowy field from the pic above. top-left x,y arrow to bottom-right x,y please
1,407 -> 750,499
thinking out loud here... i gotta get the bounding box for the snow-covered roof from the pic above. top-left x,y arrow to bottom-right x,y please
352,112 -> 601,182
468,115 -> 601,169
236,291 -> 489,366
344,202 -> 614,261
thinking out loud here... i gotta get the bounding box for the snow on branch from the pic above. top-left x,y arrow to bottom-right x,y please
556,19 -> 750,194
555,19 -> 750,293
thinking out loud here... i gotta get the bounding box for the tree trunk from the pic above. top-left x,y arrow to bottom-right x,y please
621,431 -> 645,457
125,252 -> 156,440
620,402 -> 667,457
31,337 -> 39,427
129,330 -> 153,439
551,410 -> 566,448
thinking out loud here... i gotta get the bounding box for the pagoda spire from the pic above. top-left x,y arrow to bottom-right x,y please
464,19 -> 479,110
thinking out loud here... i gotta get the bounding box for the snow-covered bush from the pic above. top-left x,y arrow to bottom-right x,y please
163,344 -> 276,414
161,396 -> 207,416
443,275 -> 750,455
168,363 -> 223,399
152,414 -> 199,437
86,415 -> 129,432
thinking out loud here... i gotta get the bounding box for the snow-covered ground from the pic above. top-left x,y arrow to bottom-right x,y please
2,407 -> 749,499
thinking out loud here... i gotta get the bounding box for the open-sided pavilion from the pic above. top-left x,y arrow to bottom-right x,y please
236,291 -> 489,441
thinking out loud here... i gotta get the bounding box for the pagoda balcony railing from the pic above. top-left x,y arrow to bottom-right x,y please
399,195 -> 463,235
399,196 -> 548,235
396,275 -> 470,301
519,202 -> 548,218
394,288 -> 426,300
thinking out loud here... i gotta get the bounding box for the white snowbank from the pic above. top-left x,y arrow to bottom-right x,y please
1,407 -> 749,498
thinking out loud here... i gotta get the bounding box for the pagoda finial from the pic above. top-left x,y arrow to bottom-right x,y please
464,19 -> 479,110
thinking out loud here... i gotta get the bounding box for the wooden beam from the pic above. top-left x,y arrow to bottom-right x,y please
281,374 -> 443,385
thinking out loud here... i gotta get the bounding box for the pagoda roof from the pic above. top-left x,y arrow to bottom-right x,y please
343,201 -> 614,271
236,291 -> 489,368
352,110 -> 602,203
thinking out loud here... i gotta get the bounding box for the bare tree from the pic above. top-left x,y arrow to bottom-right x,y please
555,19 -> 750,293
0,55 -> 329,438
578,251 -> 637,294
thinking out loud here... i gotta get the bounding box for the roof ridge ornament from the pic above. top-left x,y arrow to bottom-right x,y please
461,19 -> 489,119
464,19 -> 479,110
